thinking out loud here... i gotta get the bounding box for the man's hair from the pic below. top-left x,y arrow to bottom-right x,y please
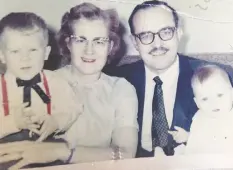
128,0 -> 179,34
0,12 -> 49,44
191,65 -> 231,93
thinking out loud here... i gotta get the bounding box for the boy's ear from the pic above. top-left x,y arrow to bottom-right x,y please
44,46 -> 51,61
0,50 -> 5,64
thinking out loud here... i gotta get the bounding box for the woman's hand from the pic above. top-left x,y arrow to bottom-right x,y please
0,141 -> 70,170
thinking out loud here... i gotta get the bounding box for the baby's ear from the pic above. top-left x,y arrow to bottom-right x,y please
193,97 -> 200,109
231,87 -> 233,97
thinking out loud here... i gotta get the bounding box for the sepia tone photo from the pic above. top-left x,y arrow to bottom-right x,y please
1,0 -> 233,169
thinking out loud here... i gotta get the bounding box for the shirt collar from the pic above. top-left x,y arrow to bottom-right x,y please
145,55 -> 179,84
4,71 -> 43,86
63,65 -> 105,88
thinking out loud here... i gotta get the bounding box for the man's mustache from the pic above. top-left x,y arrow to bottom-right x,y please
149,47 -> 169,54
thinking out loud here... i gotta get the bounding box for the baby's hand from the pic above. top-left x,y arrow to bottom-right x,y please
36,115 -> 59,142
168,126 -> 189,143
154,147 -> 166,157
13,103 -> 40,133
174,144 -> 186,155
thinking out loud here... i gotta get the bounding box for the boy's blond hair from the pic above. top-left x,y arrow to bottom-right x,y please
0,12 -> 49,45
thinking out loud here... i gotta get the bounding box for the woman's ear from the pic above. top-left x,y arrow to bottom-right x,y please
108,40 -> 114,55
65,37 -> 71,51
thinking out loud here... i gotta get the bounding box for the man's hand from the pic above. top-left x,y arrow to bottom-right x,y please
13,103 -> 40,134
174,144 -> 186,155
168,126 -> 189,143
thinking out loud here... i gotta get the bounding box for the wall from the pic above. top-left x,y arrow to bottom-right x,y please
166,0 -> 233,54
0,0 -> 233,55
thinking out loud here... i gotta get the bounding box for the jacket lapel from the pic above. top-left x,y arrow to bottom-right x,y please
171,55 -> 197,131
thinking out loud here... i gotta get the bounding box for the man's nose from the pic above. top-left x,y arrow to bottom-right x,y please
151,35 -> 162,48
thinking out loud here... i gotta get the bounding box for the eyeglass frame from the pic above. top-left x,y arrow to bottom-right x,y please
133,26 -> 176,45
69,35 -> 110,48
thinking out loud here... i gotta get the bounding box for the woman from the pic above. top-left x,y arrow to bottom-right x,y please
0,3 -> 138,169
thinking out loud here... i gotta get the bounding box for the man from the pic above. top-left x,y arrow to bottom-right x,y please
104,0 -> 233,157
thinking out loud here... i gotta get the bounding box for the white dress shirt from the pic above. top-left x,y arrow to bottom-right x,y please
141,56 -> 179,151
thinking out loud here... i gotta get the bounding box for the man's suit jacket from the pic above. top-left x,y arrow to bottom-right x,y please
103,54 -> 233,157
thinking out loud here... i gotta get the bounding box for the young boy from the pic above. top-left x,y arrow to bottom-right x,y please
0,12 -> 82,144
185,65 -> 233,154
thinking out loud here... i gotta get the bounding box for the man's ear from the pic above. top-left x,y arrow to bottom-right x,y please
176,27 -> 183,42
130,34 -> 139,51
44,46 -> 51,61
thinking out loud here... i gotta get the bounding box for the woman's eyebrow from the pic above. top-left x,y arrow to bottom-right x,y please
93,37 -> 108,41
77,36 -> 86,39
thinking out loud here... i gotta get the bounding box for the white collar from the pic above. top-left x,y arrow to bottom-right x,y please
62,65 -> 106,87
145,55 -> 179,84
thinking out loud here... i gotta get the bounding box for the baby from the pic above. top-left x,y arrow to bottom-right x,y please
185,64 -> 233,154
0,12 -> 82,143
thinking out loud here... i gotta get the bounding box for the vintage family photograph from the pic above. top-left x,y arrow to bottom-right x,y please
1,0 -> 233,169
